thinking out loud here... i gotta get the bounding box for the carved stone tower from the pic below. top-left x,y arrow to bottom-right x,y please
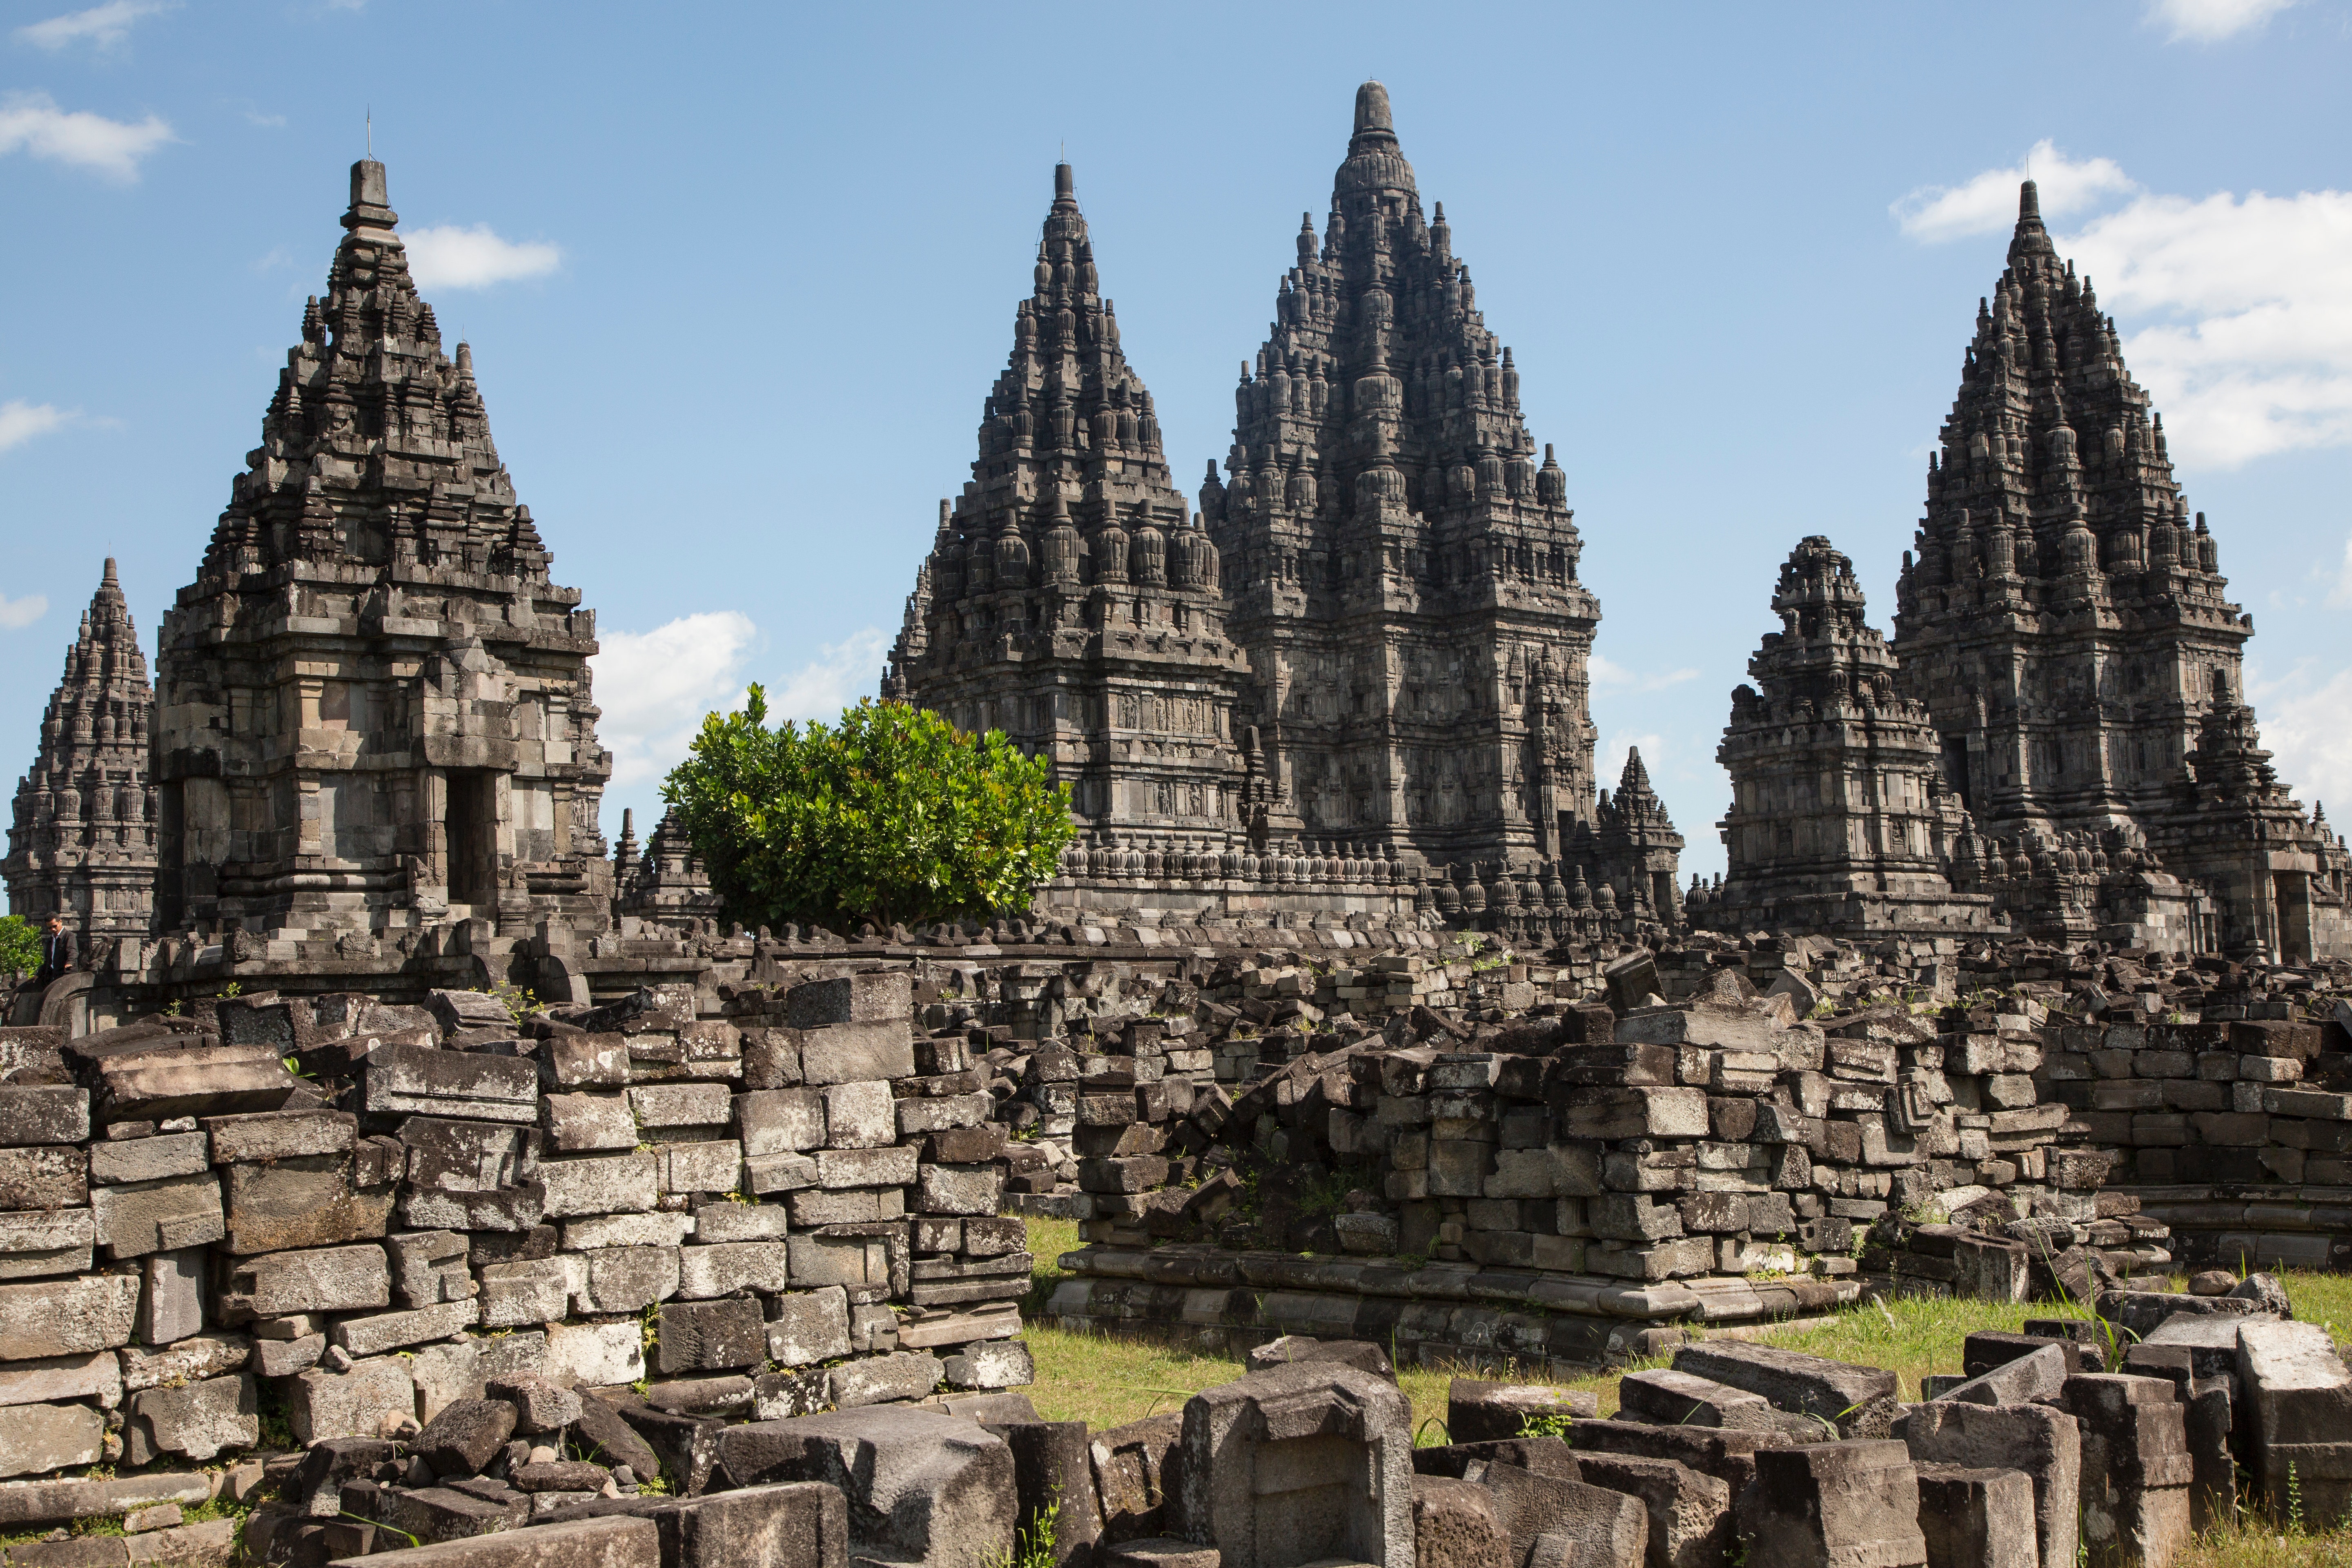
1893,181 -> 2345,960
884,164 -> 1251,860
1201,82 -> 1607,875
152,159 -> 612,940
1715,537 -> 1990,935
4,559 -> 158,947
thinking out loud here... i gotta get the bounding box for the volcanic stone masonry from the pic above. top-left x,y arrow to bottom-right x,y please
151,158 -> 613,947
886,84 -> 1684,933
4,560 -> 159,947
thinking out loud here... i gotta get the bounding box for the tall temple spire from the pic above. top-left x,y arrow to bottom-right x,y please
153,160 -> 611,941
4,559 -> 158,947
883,163 -> 1249,844
1890,166 -> 2347,959
1199,82 -> 1638,891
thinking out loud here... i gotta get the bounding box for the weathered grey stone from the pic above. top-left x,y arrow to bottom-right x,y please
118,1333 -> 250,1392
915,1164 -> 1001,1217
710,1405 -> 1013,1568
2059,1376 -> 2191,1568
629,1085 -> 732,1130
1672,1341 -> 1900,1439
331,1300 -> 479,1357
289,1356 -> 415,1444
365,1045 -> 537,1125
0,1088 -> 87,1148
1408,1477 -> 1506,1568
487,1373 -> 581,1434
2236,1319 -> 2352,1526
1473,1460 -> 1645,1568
399,1118 -> 545,1232
220,1244 -> 389,1317
820,1082 -> 895,1149
656,1300 -> 767,1375
387,1230 -> 475,1307
1447,1377 -> 1600,1443
1900,1399 -> 2082,1568
0,1148 -> 87,1214
541,1154 -> 659,1218
572,1247 -> 680,1315
220,1155 -> 394,1254
125,1374 -> 257,1464
690,1203 -> 788,1243
0,1274 -> 140,1360
90,1044 -> 298,1125
0,1352 -> 119,1411
408,1339 -> 486,1424
0,1205 -> 94,1282
90,1171 -> 224,1259
325,1513 -> 658,1568
828,1352 -> 942,1408
565,1214 -> 696,1251
416,1399 -> 520,1477
785,1233 -> 893,1291
543,1322 -> 644,1389
654,1142 -> 743,1196
1572,1452 -> 1733,1568
479,1258 -> 573,1328
136,1246 -> 203,1345
1913,1465 -> 2037,1568
766,1289 -> 853,1369
942,1339 -> 1035,1392
252,1332 -> 325,1378
0,1472 -> 210,1527
1737,1441 -> 1925,1568
1176,1363 -> 1414,1568
786,976 -> 913,1030
1940,1344 -> 2069,1408
677,1243 -> 793,1299
87,1132 -> 206,1185
0,1404 -> 104,1480
1617,1368 -> 1811,1436
546,1036 -> 631,1090
542,1094 -> 638,1154
204,1110 -> 356,1164
736,1091 -> 825,1157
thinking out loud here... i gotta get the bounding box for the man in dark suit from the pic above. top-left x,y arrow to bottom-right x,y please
35,917 -> 74,988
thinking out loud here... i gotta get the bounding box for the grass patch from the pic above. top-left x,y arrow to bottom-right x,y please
2177,1516 -> 2352,1566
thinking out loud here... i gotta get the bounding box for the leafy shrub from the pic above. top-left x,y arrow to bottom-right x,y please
664,689 -> 1076,932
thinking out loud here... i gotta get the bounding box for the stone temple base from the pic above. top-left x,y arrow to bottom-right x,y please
2119,1184 -> 2352,1273
1044,1244 -> 1860,1372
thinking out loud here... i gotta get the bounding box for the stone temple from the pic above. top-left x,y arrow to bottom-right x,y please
3,559 -> 158,944
151,159 -> 615,951
1693,183 -> 2351,962
887,83 -> 1684,935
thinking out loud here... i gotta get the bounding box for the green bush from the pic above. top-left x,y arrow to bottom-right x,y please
0,916 -> 38,985
662,689 -> 1076,933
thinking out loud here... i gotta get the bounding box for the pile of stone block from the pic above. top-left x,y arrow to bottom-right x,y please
0,964 -> 1031,1515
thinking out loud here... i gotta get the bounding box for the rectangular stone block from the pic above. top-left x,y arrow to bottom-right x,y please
478,1258 -> 572,1329
820,1082 -> 895,1149
331,1301 -> 479,1358
289,1356 -> 414,1445
321,1515 -> 659,1568
1672,1342 -> 1899,1438
917,1164 -> 1003,1217
220,1245 -> 390,1318
398,1118 -> 544,1232
766,1288 -> 853,1368
572,1247 -> 680,1315
0,1402 -> 105,1479
1740,1441 -> 1924,1568
737,1091 -> 826,1156
0,1206 -> 95,1280
655,1142 -> 744,1196
86,1132 -> 209,1187
205,1110 -> 357,1164
677,1243 -> 792,1298
0,1087 -> 88,1147
0,1352 -> 120,1410
91,1171 -> 225,1260
543,1322 -> 644,1389
366,1045 -> 537,1125
786,1233 -> 892,1291
630,1084 -> 733,1130
0,1147 -> 89,1212
541,1154 -> 659,1218
786,973 -> 912,1028
542,1094 -> 637,1154
546,1035 -> 630,1089
814,1146 -> 919,1189
386,1230 -> 474,1308
221,1156 -> 394,1255
1913,1463 -> 2037,1568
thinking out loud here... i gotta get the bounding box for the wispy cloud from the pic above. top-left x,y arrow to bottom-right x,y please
2146,0 -> 2296,42
0,91 -> 170,181
16,0 -> 175,51
2326,531 -> 2352,610
0,594 -> 48,631
403,224 -> 561,291
591,611 -> 760,792
2247,659 -> 2352,817
1892,140 -> 2136,243
2063,187 -> 2352,467
1589,654 -> 1699,693
0,400 -> 74,452
766,629 -> 892,723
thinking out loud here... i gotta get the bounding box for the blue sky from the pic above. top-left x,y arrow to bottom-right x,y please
2,0 -> 2347,879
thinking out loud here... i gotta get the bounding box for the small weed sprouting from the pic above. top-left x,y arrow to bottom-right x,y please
1413,1415 -> 1452,1449
1517,1408 -> 1574,1440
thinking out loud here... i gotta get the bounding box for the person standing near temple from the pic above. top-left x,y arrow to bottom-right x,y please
35,915 -> 74,988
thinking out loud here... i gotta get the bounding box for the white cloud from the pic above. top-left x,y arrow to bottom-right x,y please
16,0 -> 174,50
767,628 -> 893,723
0,400 -> 73,452
2147,0 -> 2295,41
1600,731 -> 1664,792
1893,140 -> 2136,243
403,225 -> 561,291
2062,187 -> 2352,466
2247,660 -> 2352,818
0,92 -> 170,181
590,611 -> 758,791
0,594 -> 48,631
1590,653 -> 1699,693
2328,532 -> 2352,610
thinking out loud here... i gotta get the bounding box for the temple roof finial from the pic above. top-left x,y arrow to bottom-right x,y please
2019,179 -> 2040,223
1354,81 -> 1392,134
